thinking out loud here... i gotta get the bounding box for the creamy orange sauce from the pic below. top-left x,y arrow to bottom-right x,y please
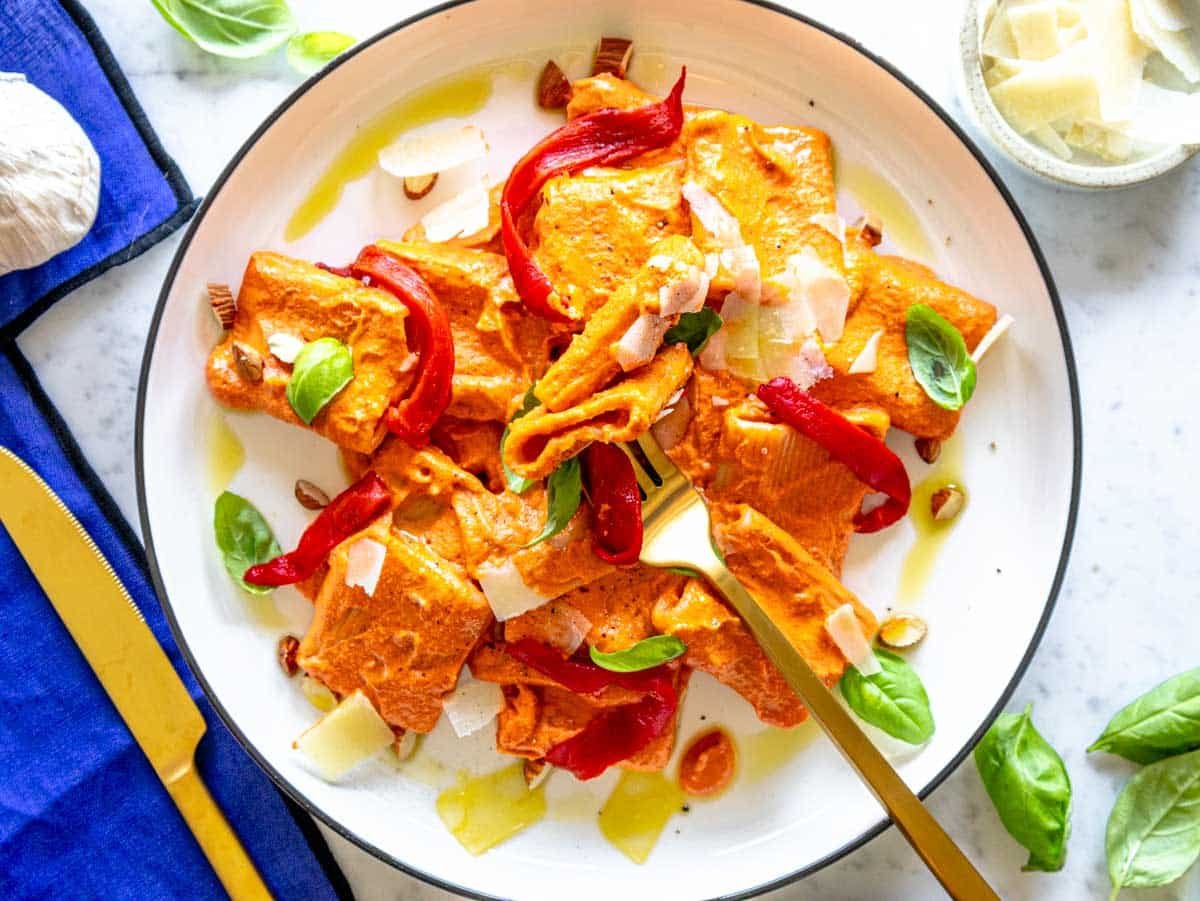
678,728 -> 736,797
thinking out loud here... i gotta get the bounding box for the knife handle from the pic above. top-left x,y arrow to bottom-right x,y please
165,762 -> 273,900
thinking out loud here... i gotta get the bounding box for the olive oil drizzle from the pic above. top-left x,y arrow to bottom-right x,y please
898,437 -> 965,602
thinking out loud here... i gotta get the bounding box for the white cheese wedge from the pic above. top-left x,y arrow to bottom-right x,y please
825,604 -> 881,677
378,124 -> 488,178
1130,0 -> 1200,82
982,1 -> 1020,59
719,245 -> 762,304
651,393 -> 693,451
848,329 -> 885,374
267,332 -> 306,364
1084,0 -> 1148,122
1009,2 -> 1062,60
1029,122 -> 1074,159
681,181 -> 744,249
659,267 -> 709,316
614,312 -> 671,371
1140,0 -> 1191,31
421,181 -> 490,242
344,537 -> 387,597
988,48 -> 1100,133
779,247 -> 851,343
476,559 -> 552,621
444,674 -> 504,738
971,313 -> 1015,363
698,325 -> 728,372
295,690 -> 394,781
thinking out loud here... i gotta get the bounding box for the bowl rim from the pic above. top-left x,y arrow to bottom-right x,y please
959,0 -> 1200,189
134,0 -> 1083,897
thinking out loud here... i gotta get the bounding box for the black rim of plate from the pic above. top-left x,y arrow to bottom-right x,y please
135,1 -> 1083,898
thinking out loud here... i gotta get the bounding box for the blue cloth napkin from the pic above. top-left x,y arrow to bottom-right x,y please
0,0 -> 197,336
0,3 -> 351,898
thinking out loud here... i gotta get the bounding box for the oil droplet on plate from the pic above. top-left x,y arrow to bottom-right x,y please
436,763 -> 547,854
598,770 -> 685,864
741,723 -> 819,782
838,163 -> 933,262
206,414 -> 244,494
898,438 -> 965,603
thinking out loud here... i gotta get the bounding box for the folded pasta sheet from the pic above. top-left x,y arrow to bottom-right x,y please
814,241 -> 998,440
206,252 -> 412,454
531,162 -> 690,318
504,343 -> 694,480
374,241 -> 550,421
299,520 -> 492,733
536,234 -> 705,412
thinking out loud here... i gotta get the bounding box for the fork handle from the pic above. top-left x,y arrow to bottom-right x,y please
704,564 -> 998,901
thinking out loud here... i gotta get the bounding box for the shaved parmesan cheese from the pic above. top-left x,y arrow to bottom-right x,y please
345,537 -> 387,597
788,338 -> 834,389
1130,0 -> 1200,82
779,248 -> 851,343
267,332 -> 305,364
982,1 -> 1019,58
614,312 -> 671,370
698,325 -> 728,372
1009,2 -> 1062,60
718,293 -> 760,361
393,729 -> 419,761
476,559 -> 551,621
1029,122 -> 1074,159
825,604 -> 881,677
681,181 -> 744,249
421,182 -> 490,242
1118,81 -> 1200,143
652,393 -> 693,451
971,313 -> 1015,363
1139,0 -> 1191,31
301,676 -> 337,713
378,124 -> 488,178
295,690 -> 394,780
531,603 -> 593,655
444,674 -> 504,738
645,254 -> 675,271
703,252 -> 720,280
719,245 -> 761,304
1083,0 -> 1148,122
988,48 -> 1100,133
848,329 -> 884,374
659,267 -> 709,316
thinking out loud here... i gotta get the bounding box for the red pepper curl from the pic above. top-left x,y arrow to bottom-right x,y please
505,638 -> 678,780
500,69 -> 688,322
582,442 -> 643,565
243,471 -> 392,587
756,377 -> 911,533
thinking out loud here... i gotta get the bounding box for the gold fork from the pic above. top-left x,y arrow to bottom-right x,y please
621,432 -> 998,901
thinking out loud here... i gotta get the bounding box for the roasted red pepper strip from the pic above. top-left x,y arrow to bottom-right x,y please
243,471 -> 392,586
505,638 -> 678,780
500,69 -> 687,322
583,442 -> 643,565
756,377 -> 911,533
330,245 -> 454,449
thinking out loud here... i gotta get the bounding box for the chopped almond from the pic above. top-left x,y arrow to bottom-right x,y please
592,37 -> 633,78
537,60 -> 572,109
878,612 -> 928,650
403,172 -> 437,200
277,635 -> 300,677
232,342 -> 263,383
294,479 -> 330,510
914,437 -> 942,464
524,758 -> 551,789
930,485 -> 965,521
207,282 -> 236,330
853,210 -> 883,247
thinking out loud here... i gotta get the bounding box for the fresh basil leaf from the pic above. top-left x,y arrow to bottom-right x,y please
905,303 -> 977,411
1106,747 -> 1200,893
286,337 -> 354,424
590,635 -> 686,672
286,31 -> 355,75
150,0 -> 296,59
1089,668 -> 1200,764
213,491 -> 281,595
974,704 -> 1071,872
664,309 -> 722,355
502,384 -> 541,494
839,648 -> 934,745
523,456 -> 582,548
665,565 -> 698,577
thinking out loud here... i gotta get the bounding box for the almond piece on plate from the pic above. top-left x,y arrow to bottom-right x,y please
232,342 -> 263,383
537,60 -> 572,109
930,485 -> 965,521
277,635 -> 300,677
914,437 -> 942,464
524,758 -> 551,789
207,282 -> 236,329
294,478 -> 330,510
403,172 -> 437,200
593,37 -> 633,78
878,612 -> 928,650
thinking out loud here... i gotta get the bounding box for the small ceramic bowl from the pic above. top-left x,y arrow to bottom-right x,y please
958,0 -> 1200,189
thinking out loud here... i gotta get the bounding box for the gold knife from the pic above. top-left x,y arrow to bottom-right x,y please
0,447 -> 271,901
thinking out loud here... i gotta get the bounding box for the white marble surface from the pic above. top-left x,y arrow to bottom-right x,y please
17,1 -> 1200,898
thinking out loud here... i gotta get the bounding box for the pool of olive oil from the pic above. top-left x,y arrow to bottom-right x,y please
898,438 -> 965,602
206,414 -> 244,494
741,724 -> 819,782
838,162 -> 934,262
598,770 -> 686,864
435,764 -> 547,855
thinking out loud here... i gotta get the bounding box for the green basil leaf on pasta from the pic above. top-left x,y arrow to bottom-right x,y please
664,309 -> 723,355
286,31 -> 355,75
502,384 -> 541,494
839,648 -> 934,745
974,704 -> 1071,872
1089,667 -> 1200,764
523,456 -> 582,548
1106,747 -> 1200,894
213,491 -> 281,595
150,0 -> 296,59
905,303 -> 976,411
590,635 -> 687,672
286,337 -> 354,424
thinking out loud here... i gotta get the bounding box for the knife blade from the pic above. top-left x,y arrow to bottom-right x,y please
0,446 -> 270,900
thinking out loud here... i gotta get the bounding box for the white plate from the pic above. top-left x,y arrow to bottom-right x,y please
136,1 -> 1080,898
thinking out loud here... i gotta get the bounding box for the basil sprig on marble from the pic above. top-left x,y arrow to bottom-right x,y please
1106,747 -> 1200,895
1088,668 -> 1200,764
286,31 -> 355,75
974,704 -> 1071,872
590,635 -> 687,673
839,648 -> 934,745
501,385 -> 540,494
213,492 -> 281,595
150,0 -> 297,59
905,303 -> 976,411
664,309 -> 723,355
522,456 -> 582,548
286,337 -> 354,424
